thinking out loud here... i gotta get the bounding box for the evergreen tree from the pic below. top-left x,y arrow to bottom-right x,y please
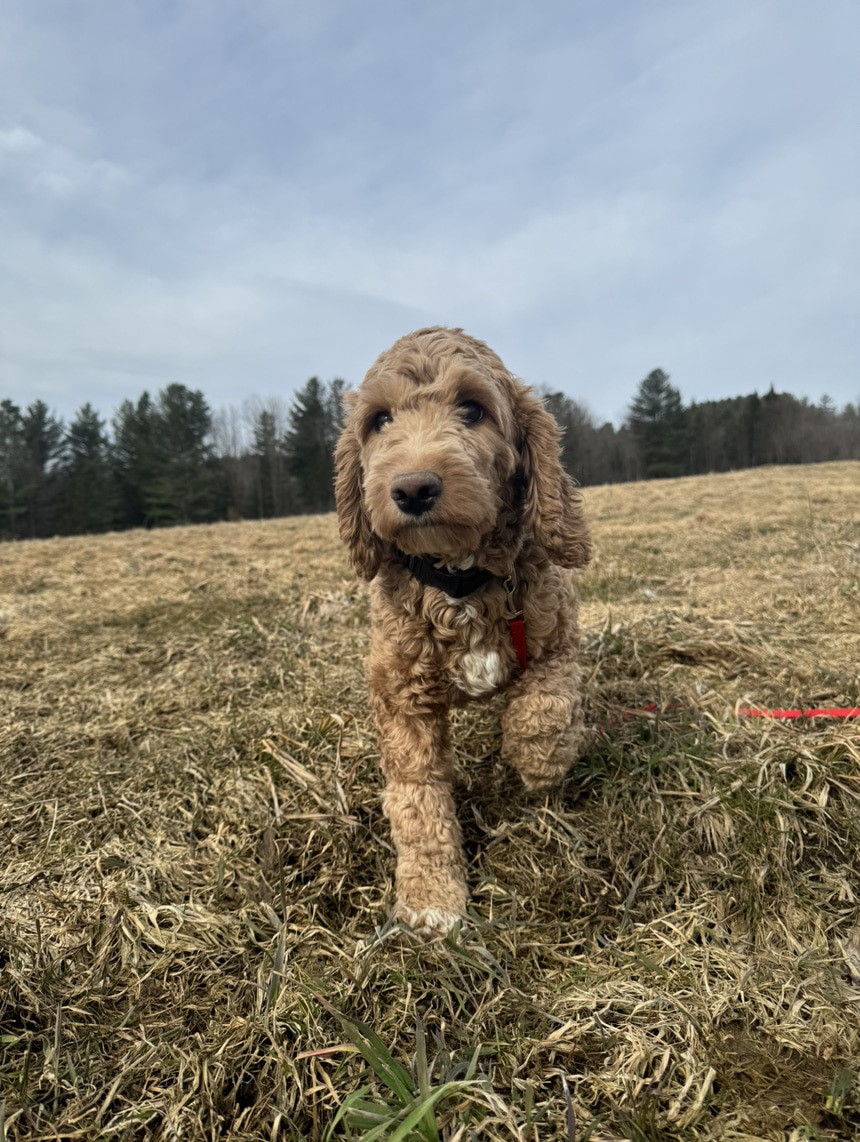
145,384 -> 217,525
283,377 -> 338,513
0,400 -> 26,538
61,404 -> 114,534
740,393 -> 761,470
21,400 -> 65,537
112,393 -> 159,528
627,369 -> 687,479
758,388 -> 806,465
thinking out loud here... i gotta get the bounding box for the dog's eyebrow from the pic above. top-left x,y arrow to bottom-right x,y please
358,374 -> 406,411
438,366 -> 505,417
399,356 -> 437,385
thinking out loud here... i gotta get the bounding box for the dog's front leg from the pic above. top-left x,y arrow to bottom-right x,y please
501,654 -> 586,792
369,677 -> 466,940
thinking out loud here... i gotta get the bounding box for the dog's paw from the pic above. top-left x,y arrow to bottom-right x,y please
394,904 -> 463,942
518,772 -> 562,796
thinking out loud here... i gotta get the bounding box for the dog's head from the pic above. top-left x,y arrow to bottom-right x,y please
335,327 -> 591,579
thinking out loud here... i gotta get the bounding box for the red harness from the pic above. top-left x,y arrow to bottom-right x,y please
508,616 -> 527,670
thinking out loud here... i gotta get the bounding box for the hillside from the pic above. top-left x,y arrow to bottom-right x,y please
1,462 -> 858,1140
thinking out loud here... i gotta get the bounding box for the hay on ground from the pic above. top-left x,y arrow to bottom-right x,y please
1,462 -> 859,1140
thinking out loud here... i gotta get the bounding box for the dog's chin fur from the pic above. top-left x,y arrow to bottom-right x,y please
334,326 -> 592,940
384,518 -> 495,562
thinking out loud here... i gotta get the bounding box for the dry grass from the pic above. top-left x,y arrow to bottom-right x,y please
1,461 -> 859,1141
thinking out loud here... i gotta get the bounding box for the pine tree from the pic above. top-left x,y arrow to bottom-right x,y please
283,378 -> 339,513
627,369 -> 687,479
21,400 -> 65,537
112,393 -> 159,528
145,384 -> 217,525
0,400 -> 26,538
61,404 -> 115,534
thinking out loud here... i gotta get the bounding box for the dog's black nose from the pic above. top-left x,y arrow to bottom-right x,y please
390,471 -> 443,516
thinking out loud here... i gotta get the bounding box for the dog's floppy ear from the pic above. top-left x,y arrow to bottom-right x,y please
515,387 -> 591,568
334,406 -> 383,580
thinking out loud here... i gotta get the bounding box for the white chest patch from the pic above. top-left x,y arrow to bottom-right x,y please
455,644 -> 505,696
443,595 -> 507,697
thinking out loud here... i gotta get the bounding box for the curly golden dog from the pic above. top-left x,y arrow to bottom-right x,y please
335,327 -> 591,939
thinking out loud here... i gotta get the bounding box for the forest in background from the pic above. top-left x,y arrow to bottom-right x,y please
1,369 -> 858,540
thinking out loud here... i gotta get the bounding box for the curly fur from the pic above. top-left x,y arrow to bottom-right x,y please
335,327 -> 591,939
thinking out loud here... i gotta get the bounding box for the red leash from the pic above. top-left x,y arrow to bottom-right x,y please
616,703 -> 859,721
736,706 -> 860,719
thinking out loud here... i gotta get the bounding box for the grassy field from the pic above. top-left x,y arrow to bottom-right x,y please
1,461 -> 859,1141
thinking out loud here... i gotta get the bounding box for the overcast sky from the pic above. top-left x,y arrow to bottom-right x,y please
1,0 -> 857,428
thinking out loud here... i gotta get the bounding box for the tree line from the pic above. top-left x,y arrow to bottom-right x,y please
0,379 -> 344,540
549,370 -> 859,485
1,370 -> 857,540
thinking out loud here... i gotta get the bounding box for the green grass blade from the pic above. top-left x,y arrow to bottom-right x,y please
318,999 -> 414,1107
324,1085 -> 373,1141
359,1080 -> 484,1142
412,1014 -> 440,1142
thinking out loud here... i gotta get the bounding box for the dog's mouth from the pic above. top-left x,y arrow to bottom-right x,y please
386,495 -> 451,531
394,510 -> 436,527
391,517 -> 490,562
391,513 -> 446,546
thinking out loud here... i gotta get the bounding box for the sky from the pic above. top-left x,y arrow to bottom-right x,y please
1,0 -> 857,429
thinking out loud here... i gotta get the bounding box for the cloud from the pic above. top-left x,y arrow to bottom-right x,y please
0,125 -> 129,200
0,0 -> 857,428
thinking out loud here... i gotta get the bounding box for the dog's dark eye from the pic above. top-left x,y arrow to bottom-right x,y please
372,411 -> 393,432
458,400 -> 484,425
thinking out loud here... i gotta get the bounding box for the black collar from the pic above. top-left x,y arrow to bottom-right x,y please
395,551 -> 497,598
